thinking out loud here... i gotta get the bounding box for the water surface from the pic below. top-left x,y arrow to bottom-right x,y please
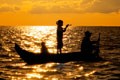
0,26 -> 120,80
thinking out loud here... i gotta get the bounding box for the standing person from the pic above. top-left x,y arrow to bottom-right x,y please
56,20 -> 71,54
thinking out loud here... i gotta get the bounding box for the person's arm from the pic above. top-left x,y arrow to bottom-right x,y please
91,33 -> 101,44
63,24 -> 71,32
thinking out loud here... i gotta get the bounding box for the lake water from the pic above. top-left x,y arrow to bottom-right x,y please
0,26 -> 120,80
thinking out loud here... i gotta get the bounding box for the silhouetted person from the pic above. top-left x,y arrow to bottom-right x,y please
81,31 -> 100,57
41,42 -> 49,55
56,20 -> 71,54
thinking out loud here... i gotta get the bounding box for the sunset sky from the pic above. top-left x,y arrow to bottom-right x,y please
0,0 -> 120,26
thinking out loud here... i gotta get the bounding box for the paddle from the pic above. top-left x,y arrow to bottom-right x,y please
95,33 -> 101,57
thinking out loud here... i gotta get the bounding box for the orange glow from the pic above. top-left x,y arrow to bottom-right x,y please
0,13 -> 120,26
0,0 -> 120,26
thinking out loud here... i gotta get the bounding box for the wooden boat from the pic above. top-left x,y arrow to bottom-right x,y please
15,43 -> 103,64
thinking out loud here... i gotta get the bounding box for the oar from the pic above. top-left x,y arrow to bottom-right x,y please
98,33 -> 101,50
95,33 -> 101,57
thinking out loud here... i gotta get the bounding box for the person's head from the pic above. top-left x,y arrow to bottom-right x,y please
56,20 -> 63,26
41,42 -> 45,47
85,31 -> 92,37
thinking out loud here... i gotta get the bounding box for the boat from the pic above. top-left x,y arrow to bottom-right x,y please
15,43 -> 103,64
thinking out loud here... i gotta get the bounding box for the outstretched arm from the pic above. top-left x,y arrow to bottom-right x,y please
63,24 -> 71,32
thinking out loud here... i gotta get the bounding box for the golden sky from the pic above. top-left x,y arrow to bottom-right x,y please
0,0 -> 120,26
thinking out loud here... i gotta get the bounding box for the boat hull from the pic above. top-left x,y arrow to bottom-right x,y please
15,44 -> 103,64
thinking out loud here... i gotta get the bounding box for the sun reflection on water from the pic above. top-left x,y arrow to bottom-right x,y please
23,63 -> 59,79
45,63 -> 58,68
78,66 -> 84,71
84,70 -> 96,77
26,73 -> 43,79
20,26 -> 57,54
32,63 -> 57,73
51,77 -> 59,80
7,62 -> 97,80
8,26 -> 99,80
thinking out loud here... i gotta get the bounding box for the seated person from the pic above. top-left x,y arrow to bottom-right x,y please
41,42 -> 49,55
81,31 -> 100,57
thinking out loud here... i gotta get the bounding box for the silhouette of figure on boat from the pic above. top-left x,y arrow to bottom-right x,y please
81,31 -> 100,58
41,42 -> 49,55
56,20 -> 71,54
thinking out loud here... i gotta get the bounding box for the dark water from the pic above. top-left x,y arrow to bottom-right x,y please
0,26 -> 120,80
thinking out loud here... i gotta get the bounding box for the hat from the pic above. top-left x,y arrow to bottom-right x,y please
85,31 -> 92,36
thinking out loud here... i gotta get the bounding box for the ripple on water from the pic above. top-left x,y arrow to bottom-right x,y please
0,26 -> 120,79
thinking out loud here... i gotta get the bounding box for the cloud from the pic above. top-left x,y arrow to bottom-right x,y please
0,7 -> 13,12
0,0 -> 119,13
14,7 -> 20,11
30,0 -> 120,14
0,0 -> 23,5
0,6 -> 20,13
84,0 -> 120,13
30,0 -> 83,14
0,0 -> 23,13
30,4 -> 79,14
